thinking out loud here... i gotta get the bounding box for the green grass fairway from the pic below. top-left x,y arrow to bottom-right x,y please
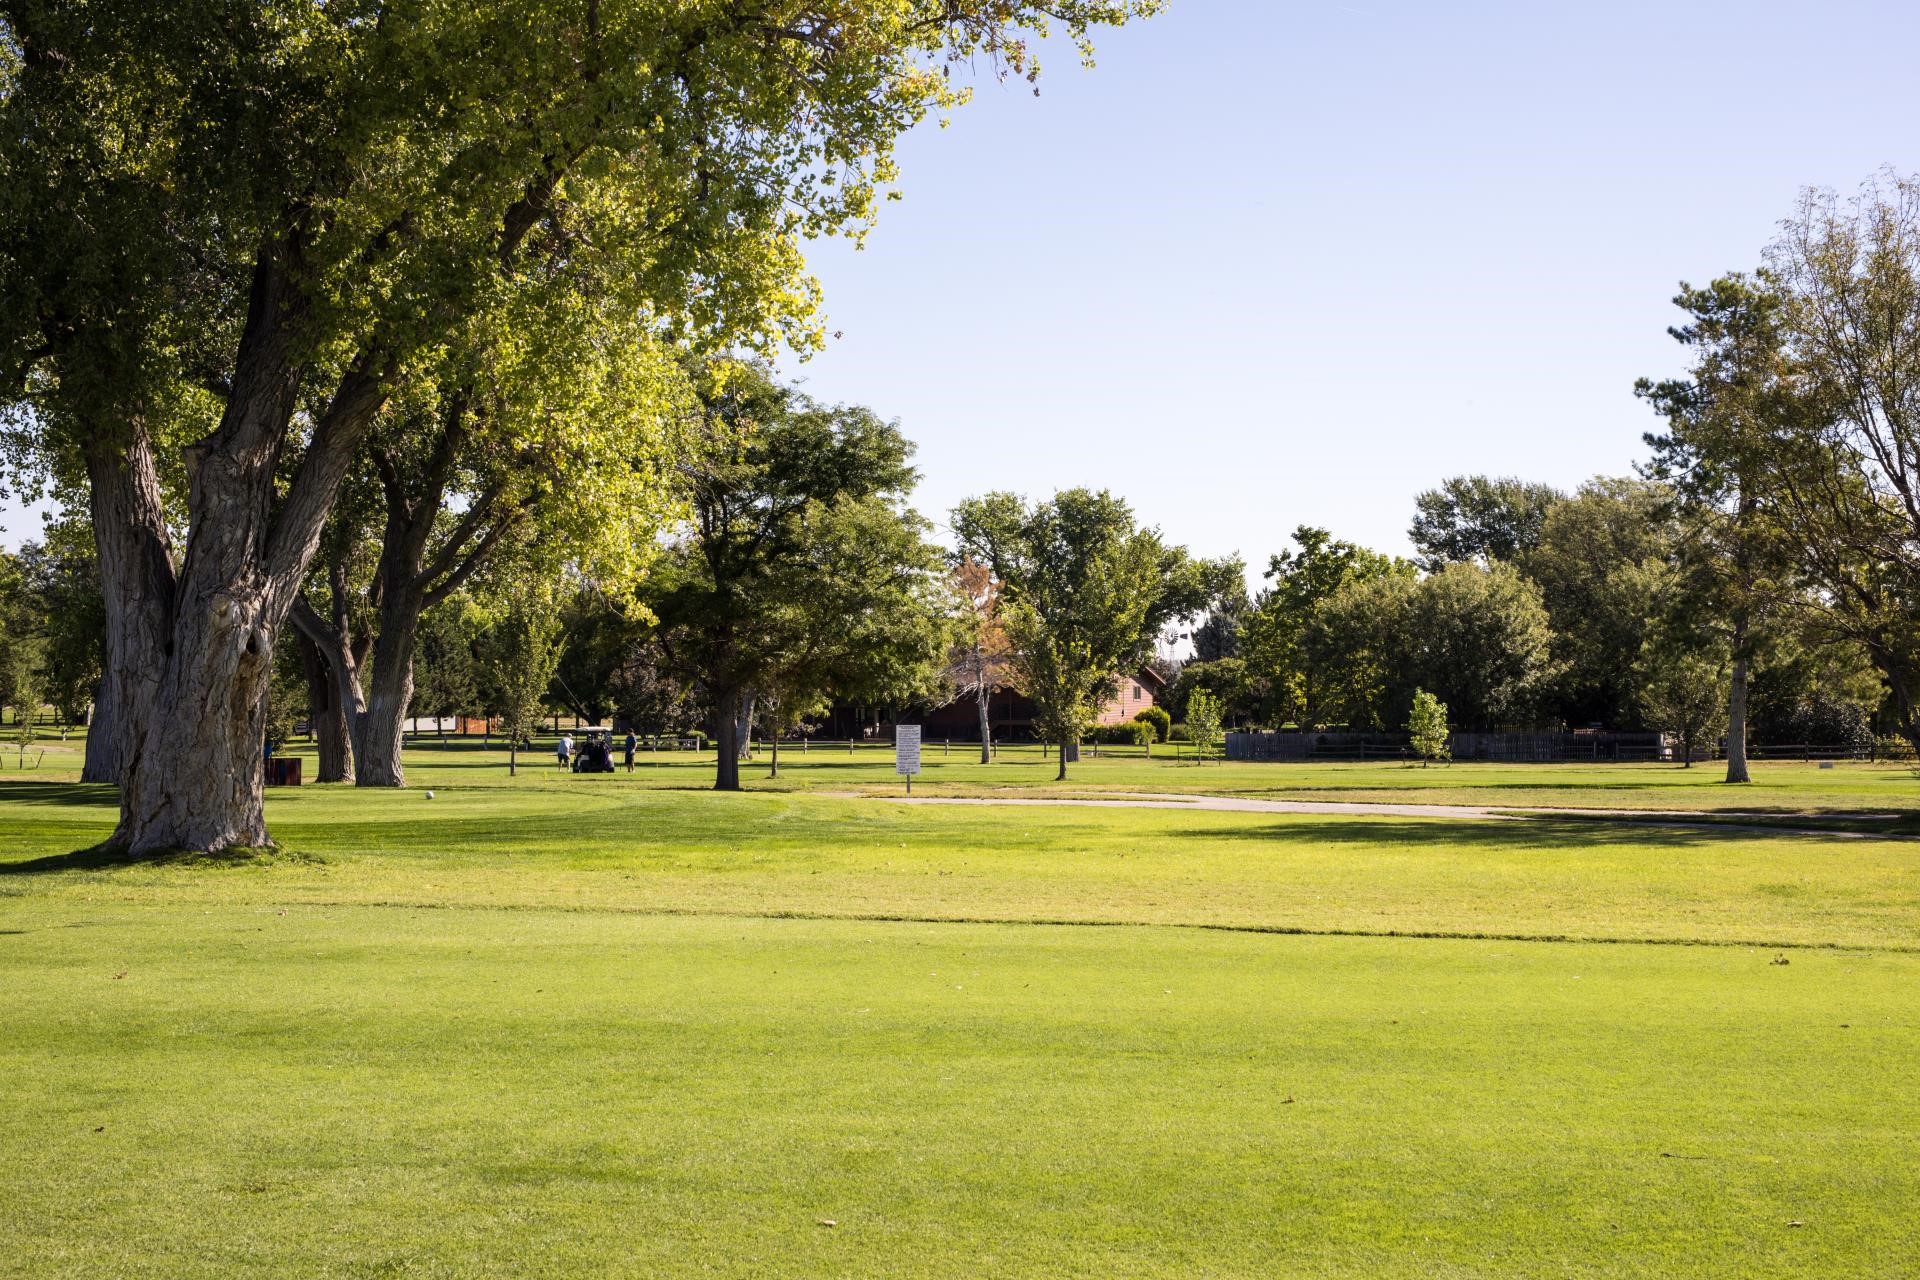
8,731 -> 1920,821
3,744 -> 1918,1276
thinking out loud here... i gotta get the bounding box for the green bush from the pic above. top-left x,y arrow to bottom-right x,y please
1088,720 -> 1155,747
1132,705 -> 1171,743
1874,734 -> 1916,761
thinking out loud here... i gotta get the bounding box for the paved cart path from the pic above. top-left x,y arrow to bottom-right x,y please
849,791 -> 1893,838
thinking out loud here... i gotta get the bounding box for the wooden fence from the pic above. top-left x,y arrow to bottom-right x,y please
1229,730 -> 1670,763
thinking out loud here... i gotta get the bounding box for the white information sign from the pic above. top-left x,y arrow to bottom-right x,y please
895,724 -> 922,776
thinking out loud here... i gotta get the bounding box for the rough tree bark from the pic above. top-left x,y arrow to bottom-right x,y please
81,426 -> 174,791
80,672 -> 120,784
97,246 -> 389,854
354,627 -> 416,787
1870,640 -> 1920,761
1056,732 -> 1069,781
293,627 -> 353,782
1722,487 -> 1756,786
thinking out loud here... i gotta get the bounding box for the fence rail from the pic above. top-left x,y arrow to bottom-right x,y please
1744,743 -> 1875,761
1226,730 -> 1891,764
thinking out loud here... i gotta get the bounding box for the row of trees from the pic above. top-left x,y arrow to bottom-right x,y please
5,17 -> 1918,846
1174,486 -> 1875,762
435,388 -> 1229,789
0,1 -> 1160,852
2,351 -> 1228,796
1169,174 -> 1920,780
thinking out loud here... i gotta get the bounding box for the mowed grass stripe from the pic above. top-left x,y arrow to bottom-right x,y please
4,756 -> 1918,1276
3,905 -> 1916,1279
8,747 -> 1920,819
6,783 -> 1918,951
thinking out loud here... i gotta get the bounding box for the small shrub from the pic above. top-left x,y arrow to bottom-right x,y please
1185,691 -> 1224,762
1408,688 -> 1450,765
1132,705 -> 1171,743
1089,721 -> 1154,747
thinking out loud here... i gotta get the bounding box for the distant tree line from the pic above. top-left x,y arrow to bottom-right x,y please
1169,174 -> 1920,781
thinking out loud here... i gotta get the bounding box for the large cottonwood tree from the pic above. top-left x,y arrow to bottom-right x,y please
0,0 -> 1155,851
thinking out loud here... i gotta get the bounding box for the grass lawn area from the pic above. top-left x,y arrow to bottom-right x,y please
3,743 -> 1918,1276
10,731 -> 1920,821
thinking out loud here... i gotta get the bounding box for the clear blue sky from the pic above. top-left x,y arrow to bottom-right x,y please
782,0 -> 1920,572
7,0 -> 1917,568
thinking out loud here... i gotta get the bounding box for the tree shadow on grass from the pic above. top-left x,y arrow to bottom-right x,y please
1230,776 -> 1920,808
1168,815 -> 1884,850
0,781 -> 118,808
0,841 -> 318,877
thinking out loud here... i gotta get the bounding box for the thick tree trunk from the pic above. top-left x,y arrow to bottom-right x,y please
1724,494 -> 1756,784
351,585 -> 425,788
104,251 -> 386,853
975,683 -> 992,764
294,629 -> 353,782
1056,733 -> 1069,781
769,732 -> 779,778
714,687 -> 742,791
118,573 -> 282,852
83,427 -> 174,794
354,657 -> 413,787
1724,632 -> 1751,785
80,673 -> 120,784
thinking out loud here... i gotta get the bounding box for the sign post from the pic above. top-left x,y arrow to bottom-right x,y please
895,724 -> 922,795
